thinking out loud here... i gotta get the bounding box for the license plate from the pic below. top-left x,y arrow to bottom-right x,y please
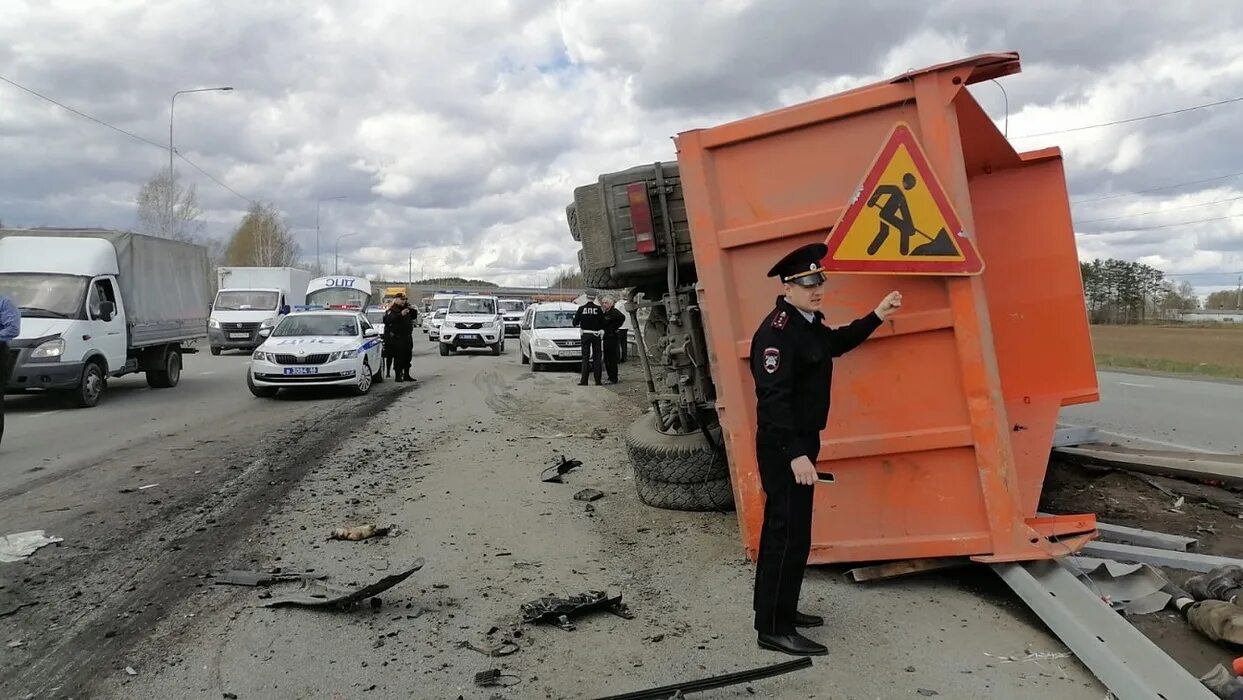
460,334 -> 478,340
229,332 -> 249,339
283,367 -> 319,376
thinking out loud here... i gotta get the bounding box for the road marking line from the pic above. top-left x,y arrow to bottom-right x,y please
1116,382 -> 1153,388
199,371 -> 217,376
1095,430 -> 1214,453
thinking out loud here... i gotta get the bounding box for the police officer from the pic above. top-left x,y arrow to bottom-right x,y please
600,295 -> 625,384
0,292 -> 20,448
750,242 -> 901,656
383,294 -> 418,382
572,289 -> 605,386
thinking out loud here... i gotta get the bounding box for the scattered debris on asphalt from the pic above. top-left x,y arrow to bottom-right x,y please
329,524 -> 393,541
6,640 -> 24,649
521,591 -> 633,629
125,666 -> 138,676
0,530 -> 64,563
983,650 -> 1073,664
573,488 -> 604,502
0,601 -> 38,618
541,456 -> 582,484
223,693 -> 239,700
474,668 -> 520,688
589,427 -> 609,440
916,690 -> 939,697
262,559 -> 423,611
214,570 -> 327,587
458,640 -> 519,657
591,657 -> 813,700
1068,556 -> 1172,615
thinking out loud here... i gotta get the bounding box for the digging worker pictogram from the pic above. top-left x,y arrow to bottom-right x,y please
749,242 -> 902,657
865,172 -> 958,257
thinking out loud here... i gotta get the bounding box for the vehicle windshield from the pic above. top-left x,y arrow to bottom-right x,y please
214,290 -> 279,311
448,297 -> 496,315
0,273 -> 87,318
306,288 -> 370,308
272,314 -> 359,337
534,310 -> 576,329
434,310 -> 447,319
365,311 -> 385,325
430,298 -> 451,311
499,301 -> 525,313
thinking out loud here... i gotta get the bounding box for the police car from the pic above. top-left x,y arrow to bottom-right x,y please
247,310 -> 384,398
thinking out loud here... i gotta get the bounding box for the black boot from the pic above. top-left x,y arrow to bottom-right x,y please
794,611 -> 824,628
757,632 -> 828,656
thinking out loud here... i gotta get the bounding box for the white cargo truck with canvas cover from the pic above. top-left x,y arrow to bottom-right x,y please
0,228 -> 210,407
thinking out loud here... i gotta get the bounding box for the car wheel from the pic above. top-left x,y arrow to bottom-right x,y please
209,346 -> 222,356
439,342 -> 451,356
247,370 -> 278,398
491,341 -> 502,356
372,361 -> 383,383
354,361 -> 373,395
74,361 -> 106,408
521,349 -> 529,365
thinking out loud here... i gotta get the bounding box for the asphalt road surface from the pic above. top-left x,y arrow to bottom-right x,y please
1060,370 -> 1242,453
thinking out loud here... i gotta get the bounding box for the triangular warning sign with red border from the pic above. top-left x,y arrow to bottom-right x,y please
823,122 -> 984,275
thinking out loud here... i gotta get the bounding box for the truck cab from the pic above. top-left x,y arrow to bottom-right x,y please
209,288 -> 290,354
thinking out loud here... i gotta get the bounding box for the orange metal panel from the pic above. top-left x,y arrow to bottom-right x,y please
675,53 -> 1096,565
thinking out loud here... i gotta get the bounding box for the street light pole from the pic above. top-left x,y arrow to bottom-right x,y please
169,86 -> 233,237
316,195 -> 347,275
335,232 -> 361,274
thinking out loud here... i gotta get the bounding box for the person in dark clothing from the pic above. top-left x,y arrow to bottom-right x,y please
600,295 -> 625,384
382,295 -> 418,382
0,293 -> 20,449
749,242 -> 901,657
572,290 -> 604,386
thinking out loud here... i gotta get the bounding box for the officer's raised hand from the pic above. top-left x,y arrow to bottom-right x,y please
874,291 -> 902,320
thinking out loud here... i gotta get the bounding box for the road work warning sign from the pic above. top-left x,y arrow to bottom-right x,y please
824,122 -> 984,275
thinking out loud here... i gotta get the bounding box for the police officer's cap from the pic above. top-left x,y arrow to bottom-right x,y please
585,288 -> 599,298
767,243 -> 829,287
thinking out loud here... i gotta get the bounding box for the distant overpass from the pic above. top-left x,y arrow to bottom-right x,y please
373,281 -> 591,302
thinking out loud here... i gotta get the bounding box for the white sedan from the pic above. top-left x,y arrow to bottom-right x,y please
247,311 -> 384,397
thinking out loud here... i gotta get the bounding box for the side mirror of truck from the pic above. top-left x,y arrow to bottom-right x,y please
98,301 -> 115,322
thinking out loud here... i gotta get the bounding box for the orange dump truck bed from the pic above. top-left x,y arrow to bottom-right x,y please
673,52 -> 1099,564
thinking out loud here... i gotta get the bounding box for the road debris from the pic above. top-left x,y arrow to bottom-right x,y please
573,488 -> 604,502
591,657 -> 813,699
125,666 -> 138,676
329,524 -> 393,541
521,591 -> 633,629
0,530 -> 64,563
6,640 -> 24,649
916,690 -> 939,697
458,640 -> 520,657
214,570 -> 327,587
541,456 -> 582,484
261,559 -> 423,611
0,601 -> 38,618
1067,556 -> 1172,615
474,669 -> 520,688
984,650 -> 1074,664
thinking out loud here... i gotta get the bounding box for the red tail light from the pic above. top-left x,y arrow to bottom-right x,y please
626,182 -> 657,254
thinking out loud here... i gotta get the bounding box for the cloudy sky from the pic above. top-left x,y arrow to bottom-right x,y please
2,0 -> 1242,295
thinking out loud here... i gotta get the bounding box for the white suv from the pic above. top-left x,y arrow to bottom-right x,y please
439,295 -> 505,356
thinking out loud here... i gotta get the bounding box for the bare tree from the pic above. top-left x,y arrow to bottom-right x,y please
135,167 -> 204,241
224,202 -> 300,266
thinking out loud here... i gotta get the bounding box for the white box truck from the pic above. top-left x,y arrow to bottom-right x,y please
209,267 -> 312,354
0,228 -> 210,407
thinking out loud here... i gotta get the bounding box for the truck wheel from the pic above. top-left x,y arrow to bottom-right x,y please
439,342 -> 451,356
209,346 -> 222,356
625,413 -> 728,484
634,473 -> 734,512
577,249 -> 616,289
354,361 -> 373,396
247,371 -> 278,398
74,361 -> 106,408
146,348 -> 182,388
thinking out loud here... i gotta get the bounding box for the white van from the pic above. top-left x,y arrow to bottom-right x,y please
518,301 -> 582,371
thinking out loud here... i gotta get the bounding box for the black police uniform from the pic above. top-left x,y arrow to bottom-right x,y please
572,296 -> 605,385
601,305 -> 626,383
383,303 -> 418,381
750,243 -> 882,651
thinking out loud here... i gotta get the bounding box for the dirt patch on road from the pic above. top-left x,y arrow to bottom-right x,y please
1041,459 -> 1243,676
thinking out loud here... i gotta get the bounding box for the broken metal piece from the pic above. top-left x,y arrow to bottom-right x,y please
1052,425 -> 1099,448
0,530 -> 63,563
1067,556 -> 1172,616
262,559 -> 424,611
574,488 -> 604,502
847,557 -> 968,582
329,524 -> 393,541
591,657 -> 813,700
520,591 -> 633,627
214,570 -> 327,587
1081,541 -> 1243,573
541,456 -> 582,484
474,669 -> 520,688
458,640 -> 519,657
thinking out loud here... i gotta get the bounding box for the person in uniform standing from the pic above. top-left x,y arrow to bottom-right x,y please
572,290 -> 604,386
750,242 -> 901,656
382,294 -> 417,382
0,292 -> 20,448
600,295 -> 625,384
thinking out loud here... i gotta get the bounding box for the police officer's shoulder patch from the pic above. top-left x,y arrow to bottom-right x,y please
771,311 -> 788,331
762,347 -> 781,374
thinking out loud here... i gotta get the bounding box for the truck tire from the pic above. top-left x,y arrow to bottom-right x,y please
625,413 -> 728,484
634,473 -> 734,512
566,203 -> 581,242
247,371 -> 278,398
210,346 -> 222,356
74,361 -> 106,408
578,249 -> 616,289
573,182 -> 613,270
146,347 -> 182,388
